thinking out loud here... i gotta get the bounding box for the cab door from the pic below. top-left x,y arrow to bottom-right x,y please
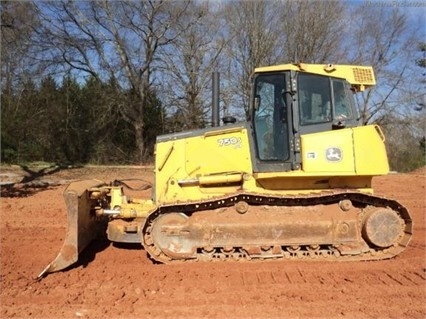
251,72 -> 295,172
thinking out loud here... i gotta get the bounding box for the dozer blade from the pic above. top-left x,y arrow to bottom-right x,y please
37,179 -> 106,279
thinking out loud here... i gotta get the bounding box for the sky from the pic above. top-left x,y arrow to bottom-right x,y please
348,0 -> 425,27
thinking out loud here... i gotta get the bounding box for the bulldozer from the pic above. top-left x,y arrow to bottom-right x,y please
38,63 -> 412,279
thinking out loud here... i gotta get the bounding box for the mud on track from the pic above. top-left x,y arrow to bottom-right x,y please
1,166 -> 425,318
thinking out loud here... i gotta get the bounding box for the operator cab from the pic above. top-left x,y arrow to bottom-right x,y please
251,65 -> 363,173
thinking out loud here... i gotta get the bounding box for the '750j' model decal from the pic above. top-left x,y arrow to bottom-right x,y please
217,137 -> 242,148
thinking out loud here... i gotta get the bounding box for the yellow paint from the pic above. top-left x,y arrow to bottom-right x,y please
301,128 -> 355,173
153,126 -> 252,203
150,123 -> 388,207
107,63 -> 388,219
353,125 -> 389,175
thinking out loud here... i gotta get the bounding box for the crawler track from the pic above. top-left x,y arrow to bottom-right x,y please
142,191 -> 412,263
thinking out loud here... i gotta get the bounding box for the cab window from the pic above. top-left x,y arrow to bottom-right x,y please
332,80 -> 353,120
298,73 -> 332,125
253,74 -> 289,161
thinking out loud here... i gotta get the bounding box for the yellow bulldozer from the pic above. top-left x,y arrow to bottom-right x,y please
38,63 -> 412,278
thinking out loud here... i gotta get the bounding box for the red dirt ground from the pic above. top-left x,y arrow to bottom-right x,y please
0,166 -> 425,318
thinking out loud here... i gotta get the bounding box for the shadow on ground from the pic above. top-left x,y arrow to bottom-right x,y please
0,164 -> 82,198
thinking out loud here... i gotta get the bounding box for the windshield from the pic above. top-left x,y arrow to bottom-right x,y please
253,73 -> 289,161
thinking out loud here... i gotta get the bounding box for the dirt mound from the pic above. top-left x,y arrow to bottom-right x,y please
1,168 -> 425,318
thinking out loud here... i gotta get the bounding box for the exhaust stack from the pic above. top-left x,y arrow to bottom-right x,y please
212,72 -> 220,127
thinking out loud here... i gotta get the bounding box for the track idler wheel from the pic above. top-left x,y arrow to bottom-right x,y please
150,213 -> 196,260
362,208 -> 405,248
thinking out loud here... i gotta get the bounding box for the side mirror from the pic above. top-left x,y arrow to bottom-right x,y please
248,95 -> 260,121
332,120 -> 346,130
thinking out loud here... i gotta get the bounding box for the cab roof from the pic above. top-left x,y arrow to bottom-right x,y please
254,63 -> 376,91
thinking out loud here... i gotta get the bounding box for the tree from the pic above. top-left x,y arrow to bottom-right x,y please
222,1 -> 285,118
280,0 -> 346,63
140,89 -> 164,157
1,0 -> 424,167
63,75 -> 96,162
414,42 -> 426,111
33,0 -> 191,162
380,113 -> 425,172
416,42 -> 426,69
222,0 -> 346,119
1,1 -> 39,95
161,1 -> 228,130
343,5 -> 419,125
1,77 -> 47,163
37,76 -> 60,161
1,1 -> 43,162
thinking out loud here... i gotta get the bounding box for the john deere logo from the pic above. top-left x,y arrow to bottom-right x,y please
326,147 -> 342,162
